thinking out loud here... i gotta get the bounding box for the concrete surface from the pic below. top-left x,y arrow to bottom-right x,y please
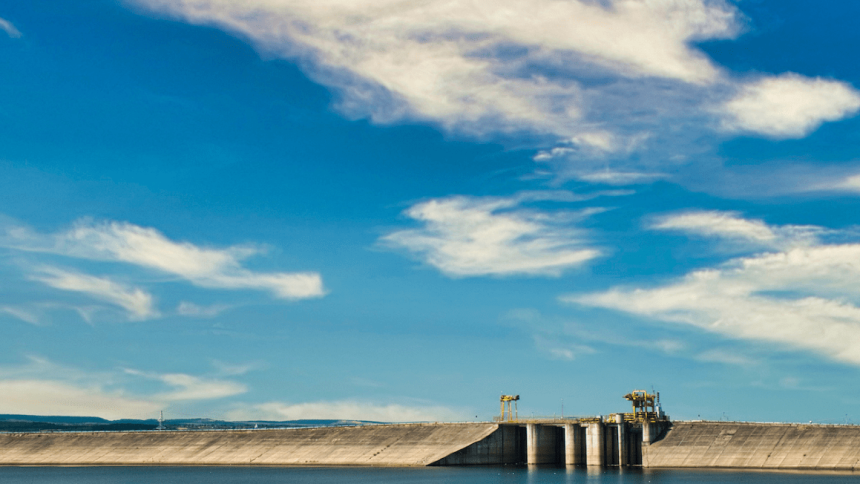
0,423 -> 498,467
526,423 -> 560,465
644,421 -> 860,470
434,424 -> 522,465
586,422 -> 603,467
563,424 -> 584,466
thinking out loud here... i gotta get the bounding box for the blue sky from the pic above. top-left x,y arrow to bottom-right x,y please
2,0 -> 860,424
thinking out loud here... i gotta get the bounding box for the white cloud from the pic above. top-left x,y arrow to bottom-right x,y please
695,348 -> 758,366
125,369 -> 247,401
129,0 -> 741,141
827,173 -> 860,193
0,357 -> 246,420
4,220 -> 325,300
0,305 -> 40,325
223,400 -> 463,422
126,0 -> 860,183
381,194 -> 601,277
0,380 -> 160,420
653,210 -> 778,243
533,131 -> 647,162
533,334 -> 596,361
568,213 -> 860,366
650,210 -> 822,249
0,17 -> 21,38
177,301 -> 229,317
720,73 -> 860,138
504,308 -> 686,362
0,303 -> 105,326
571,131 -> 618,152
30,267 -> 158,320
533,147 -> 576,162
210,359 -> 261,377
577,171 -> 667,186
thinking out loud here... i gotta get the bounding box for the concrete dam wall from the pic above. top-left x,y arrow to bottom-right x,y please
644,421 -> 860,471
0,423 -> 498,467
4,420 -> 860,470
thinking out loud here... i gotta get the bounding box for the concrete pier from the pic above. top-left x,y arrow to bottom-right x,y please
564,423 -> 583,465
526,423 -> 559,464
586,421 -> 604,467
615,414 -> 628,467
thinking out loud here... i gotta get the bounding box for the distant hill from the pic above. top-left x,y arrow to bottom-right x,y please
0,415 -> 382,433
0,415 -> 113,424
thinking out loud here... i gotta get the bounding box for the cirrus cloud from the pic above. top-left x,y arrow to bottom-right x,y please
0,17 -> 21,38
381,193 -> 604,277
125,0 -> 738,146
0,357 -> 246,420
3,219 -> 325,301
568,211 -> 860,366
29,267 -> 158,321
126,0 -> 860,180
223,400 -> 463,423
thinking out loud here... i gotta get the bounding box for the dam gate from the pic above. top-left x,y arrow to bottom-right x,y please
434,418 -> 666,467
438,390 -> 669,467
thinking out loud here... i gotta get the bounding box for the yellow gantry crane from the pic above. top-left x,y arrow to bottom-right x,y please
500,394 -> 520,422
623,389 -> 659,423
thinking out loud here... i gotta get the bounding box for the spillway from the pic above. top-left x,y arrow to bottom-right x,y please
643,421 -> 860,471
0,423 -> 498,466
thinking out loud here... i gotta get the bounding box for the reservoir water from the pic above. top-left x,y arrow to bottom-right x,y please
2,467 -> 860,483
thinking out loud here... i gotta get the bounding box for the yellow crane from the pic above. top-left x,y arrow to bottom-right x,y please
623,389 -> 658,422
500,394 -> 519,422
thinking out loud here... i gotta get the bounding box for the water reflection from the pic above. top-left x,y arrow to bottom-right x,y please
1,466 -> 860,484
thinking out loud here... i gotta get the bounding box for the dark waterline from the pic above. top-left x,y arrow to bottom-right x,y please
3,466 -> 860,484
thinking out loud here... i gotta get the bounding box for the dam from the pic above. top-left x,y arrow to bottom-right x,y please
2,391 -> 860,470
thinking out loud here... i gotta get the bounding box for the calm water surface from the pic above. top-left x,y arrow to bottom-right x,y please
1,466 -> 859,483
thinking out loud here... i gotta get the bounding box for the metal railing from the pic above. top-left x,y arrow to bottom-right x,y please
492,415 -> 599,424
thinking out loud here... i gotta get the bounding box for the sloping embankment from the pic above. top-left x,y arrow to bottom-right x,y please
644,421 -> 860,471
0,423 -> 498,467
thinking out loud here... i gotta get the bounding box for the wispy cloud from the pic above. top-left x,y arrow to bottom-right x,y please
224,400 -> 463,422
0,380 -> 160,420
3,219 -> 325,300
532,334 -> 596,361
0,357 -> 245,420
650,210 -> 822,249
0,17 -> 21,38
177,301 -> 230,318
0,305 -> 40,325
210,359 -> 261,377
576,171 -> 668,186
718,73 -> 860,138
124,368 -> 247,401
130,0 -> 737,142
568,212 -> 860,366
381,193 -> 602,277
533,131 -> 641,162
695,348 -> 758,367
675,161 -> 860,199
504,307 -> 685,361
30,267 -> 158,320
128,0 -> 860,182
